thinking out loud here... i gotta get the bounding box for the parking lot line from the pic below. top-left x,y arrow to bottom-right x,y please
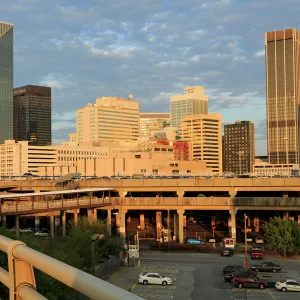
131,266 -> 145,292
143,268 -> 178,274
266,289 -> 276,300
135,285 -> 176,290
135,294 -> 174,299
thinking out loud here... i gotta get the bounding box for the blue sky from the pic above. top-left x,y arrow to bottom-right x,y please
1,0 -> 300,155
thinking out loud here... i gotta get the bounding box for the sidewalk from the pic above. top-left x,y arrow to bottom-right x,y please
107,263 -> 144,292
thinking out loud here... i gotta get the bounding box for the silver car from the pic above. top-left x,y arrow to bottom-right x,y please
276,280 -> 300,292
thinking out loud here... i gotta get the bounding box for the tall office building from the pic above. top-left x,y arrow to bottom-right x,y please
0,22 -> 13,143
180,113 -> 222,174
265,28 -> 300,164
140,112 -> 170,138
224,121 -> 255,174
76,96 -> 140,143
13,85 -> 52,146
170,86 -> 208,130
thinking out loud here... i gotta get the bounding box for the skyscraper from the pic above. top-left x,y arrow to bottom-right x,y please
170,86 -> 208,130
140,112 -> 170,138
265,28 -> 300,164
0,22 -> 13,143
13,85 -> 52,146
224,121 -> 255,174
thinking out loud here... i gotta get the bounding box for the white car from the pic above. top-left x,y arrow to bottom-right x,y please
276,280 -> 300,292
20,228 -> 32,233
255,237 -> 264,244
138,273 -> 172,286
34,230 -> 49,237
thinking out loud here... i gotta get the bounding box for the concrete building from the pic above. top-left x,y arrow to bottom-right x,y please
223,121 -> 255,174
0,22 -> 13,143
180,113 -> 222,175
170,86 -> 208,130
76,96 -> 140,143
266,28 -> 300,164
253,162 -> 299,177
13,85 -> 52,146
140,112 -> 170,138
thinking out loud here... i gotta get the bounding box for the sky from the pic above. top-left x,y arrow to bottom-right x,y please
1,0 -> 300,155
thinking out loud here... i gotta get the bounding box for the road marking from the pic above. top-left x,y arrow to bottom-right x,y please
135,285 -> 176,290
143,268 -> 178,274
131,266 -> 145,292
266,289 -> 276,300
135,294 -> 174,299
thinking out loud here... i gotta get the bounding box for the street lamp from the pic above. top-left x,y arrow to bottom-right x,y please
244,213 -> 248,269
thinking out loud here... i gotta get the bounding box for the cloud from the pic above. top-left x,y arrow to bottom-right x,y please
6,0 -> 300,151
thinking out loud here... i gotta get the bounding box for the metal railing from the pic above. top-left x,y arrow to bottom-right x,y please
0,235 -> 143,300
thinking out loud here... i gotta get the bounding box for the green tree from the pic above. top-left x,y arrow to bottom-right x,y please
263,216 -> 300,257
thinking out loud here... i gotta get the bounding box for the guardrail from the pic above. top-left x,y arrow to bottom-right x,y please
234,197 -> 300,206
1,197 -> 111,214
0,235 -> 143,300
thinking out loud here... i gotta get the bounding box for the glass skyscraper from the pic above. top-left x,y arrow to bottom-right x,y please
0,22 -> 13,143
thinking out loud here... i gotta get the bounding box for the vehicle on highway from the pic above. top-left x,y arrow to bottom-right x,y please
223,237 -> 236,248
220,248 -> 233,257
186,238 -> 205,245
138,273 -> 172,286
222,265 -> 256,275
20,228 -> 33,233
250,248 -> 263,259
224,270 -> 257,283
255,237 -> 264,244
232,274 -> 267,289
275,279 -> 300,292
34,229 -> 50,237
251,262 -> 281,273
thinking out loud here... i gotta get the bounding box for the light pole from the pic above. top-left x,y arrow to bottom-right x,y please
244,213 -> 248,269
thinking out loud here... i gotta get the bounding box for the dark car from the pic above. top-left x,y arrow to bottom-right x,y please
251,262 -> 281,273
220,248 -> 234,257
222,265 -> 256,275
224,271 -> 257,283
232,274 -> 267,289
251,249 -> 264,259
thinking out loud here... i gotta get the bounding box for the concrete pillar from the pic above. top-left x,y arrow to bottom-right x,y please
229,189 -> 237,198
16,216 -> 20,237
88,208 -> 97,221
229,208 -> 237,239
74,211 -> 78,225
118,208 -> 127,244
50,215 -> 54,238
177,190 -> 184,198
62,212 -> 66,237
254,216 -> 259,232
107,209 -> 111,233
140,213 -> 145,230
2,216 -> 6,227
35,216 -> 40,231
177,209 -> 185,244
283,212 -> 289,220
55,216 -> 60,228
156,211 -> 162,239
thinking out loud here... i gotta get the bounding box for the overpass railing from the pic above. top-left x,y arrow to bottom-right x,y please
234,197 -> 300,206
0,235 -> 143,300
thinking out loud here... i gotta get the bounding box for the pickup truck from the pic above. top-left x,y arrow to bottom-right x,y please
251,249 -> 263,259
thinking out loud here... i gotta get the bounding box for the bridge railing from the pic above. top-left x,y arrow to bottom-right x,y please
0,235 -> 143,300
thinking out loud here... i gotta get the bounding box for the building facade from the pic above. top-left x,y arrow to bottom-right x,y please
0,22 -> 13,143
265,28 -> 300,164
170,86 -> 208,130
223,121 -> 255,174
180,113 -> 222,174
13,85 -> 52,146
76,97 -> 140,143
140,112 -> 170,138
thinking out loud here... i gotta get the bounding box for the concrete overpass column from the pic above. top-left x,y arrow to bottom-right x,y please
140,213 -> 145,230
177,209 -> 185,244
87,208 -> 97,221
15,216 -> 20,237
50,215 -> 55,238
107,209 -> 111,233
55,216 -> 60,228
254,213 -> 259,232
283,212 -> 289,221
74,211 -> 78,225
35,216 -> 40,231
62,212 -> 66,237
118,208 -> 127,244
229,208 -> 237,239
177,190 -> 184,198
156,211 -> 162,239
229,189 -> 237,198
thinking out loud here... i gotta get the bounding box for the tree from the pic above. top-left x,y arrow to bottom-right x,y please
263,216 -> 300,257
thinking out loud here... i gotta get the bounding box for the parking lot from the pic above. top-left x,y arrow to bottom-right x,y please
130,264 -> 194,300
138,252 -> 300,300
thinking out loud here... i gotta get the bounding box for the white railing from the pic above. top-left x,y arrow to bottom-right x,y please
0,235 -> 143,300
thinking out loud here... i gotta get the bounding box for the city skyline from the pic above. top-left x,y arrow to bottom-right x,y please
1,1 -> 300,155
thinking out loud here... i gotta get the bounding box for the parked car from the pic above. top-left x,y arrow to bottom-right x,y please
224,270 -> 257,283
251,249 -> 264,259
275,279 -> 300,292
186,238 -> 205,245
220,248 -> 234,257
34,229 -> 49,237
255,237 -> 264,244
251,262 -> 281,273
20,228 -> 32,233
138,273 -> 172,286
232,274 -> 267,289
223,265 -> 256,275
